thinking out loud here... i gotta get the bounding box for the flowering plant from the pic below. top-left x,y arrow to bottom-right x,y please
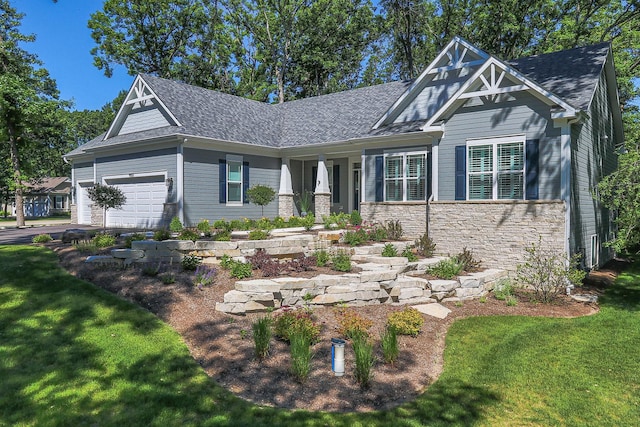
194,265 -> 217,289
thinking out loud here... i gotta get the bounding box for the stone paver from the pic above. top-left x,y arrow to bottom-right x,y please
413,303 -> 452,319
571,294 -> 598,303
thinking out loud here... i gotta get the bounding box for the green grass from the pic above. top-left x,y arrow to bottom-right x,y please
1,245 -> 639,426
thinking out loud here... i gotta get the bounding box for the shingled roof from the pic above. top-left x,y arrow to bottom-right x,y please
66,41 -> 611,157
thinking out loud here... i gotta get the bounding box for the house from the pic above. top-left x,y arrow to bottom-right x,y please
7,177 -> 71,217
64,37 -> 622,269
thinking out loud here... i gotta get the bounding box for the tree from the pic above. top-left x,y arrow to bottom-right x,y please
86,183 -> 126,230
246,184 -> 275,217
0,0 -> 68,226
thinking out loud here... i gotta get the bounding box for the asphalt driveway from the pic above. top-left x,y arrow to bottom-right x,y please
0,224 -> 98,245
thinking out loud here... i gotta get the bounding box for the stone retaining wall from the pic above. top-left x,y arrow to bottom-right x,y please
359,201 -> 427,237
429,201 -> 565,269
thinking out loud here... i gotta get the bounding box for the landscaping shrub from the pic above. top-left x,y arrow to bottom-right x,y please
246,184 -> 276,216
287,216 -> 302,227
178,229 -> 199,241
169,216 -> 183,232
367,224 -> 387,241
124,233 -> 146,248
196,219 -> 211,236
272,216 -> 286,229
350,209 -> 362,226
342,228 -> 367,246
212,219 -> 231,232
92,233 -> 116,248
506,295 -> 518,306
402,245 -> 418,262
415,233 -> 436,257
247,249 -> 273,270
335,307 -> 373,340
32,234 -> 52,244
331,249 -> 352,272
290,330 -> 312,383
229,219 -> 246,231
141,263 -> 161,277
352,334 -> 374,389
273,307 -> 320,343
194,265 -> 216,288
181,254 -> 202,271
380,324 -> 399,365
219,254 -> 233,269
153,229 -> 171,241
384,220 -> 403,240
252,315 -> 272,361
515,237 -> 586,303
248,229 -> 270,240
381,243 -> 398,257
323,212 -> 350,229
387,307 -> 424,337
428,257 -> 464,279
73,241 -> 99,254
314,249 -> 330,267
160,272 -> 176,284
493,278 -> 514,301
300,214 -> 315,231
212,230 -> 231,241
455,247 -> 481,272
230,260 -> 252,279
288,254 -> 316,272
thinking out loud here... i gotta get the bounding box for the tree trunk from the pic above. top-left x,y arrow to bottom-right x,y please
7,123 -> 25,227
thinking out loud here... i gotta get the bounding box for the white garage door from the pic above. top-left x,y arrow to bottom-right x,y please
77,183 -> 93,225
105,175 -> 167,228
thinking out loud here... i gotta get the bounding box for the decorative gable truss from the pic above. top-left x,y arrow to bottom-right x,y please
105,75 -> 181,140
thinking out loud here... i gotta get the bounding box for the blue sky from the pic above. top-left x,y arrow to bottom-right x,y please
18,0 -> 131,111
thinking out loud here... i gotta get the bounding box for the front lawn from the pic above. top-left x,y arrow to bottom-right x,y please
1,245 -> 638,426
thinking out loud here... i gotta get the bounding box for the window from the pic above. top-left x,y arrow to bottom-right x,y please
590,234 -> 599,268
227,156 -> 243,204
468,137 -> 524,200
54,196 -> 64,210
384,152 -> 426,201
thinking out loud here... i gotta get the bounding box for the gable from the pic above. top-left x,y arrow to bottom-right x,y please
105,76 -> 181,140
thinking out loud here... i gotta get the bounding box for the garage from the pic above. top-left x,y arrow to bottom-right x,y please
104,175 -> 168,228
77,182 -> 93,225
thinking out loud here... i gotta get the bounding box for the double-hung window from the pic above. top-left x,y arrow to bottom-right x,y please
54,196 -> 64,210
227,155 -> 243,204
384,152 -> 426,201
468,137 -> 524,200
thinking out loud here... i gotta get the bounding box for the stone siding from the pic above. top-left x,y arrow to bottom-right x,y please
314,193 -> 331,222
278,194 -> 294,218
429,200 -> 566,269
360,202 -> 427,237
91,205 -> 103,227
70,204 -> 78,224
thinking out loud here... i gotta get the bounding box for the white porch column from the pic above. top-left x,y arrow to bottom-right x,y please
314,155 -> 331,221
278,158 -> 294,218
560,121 -> 572,258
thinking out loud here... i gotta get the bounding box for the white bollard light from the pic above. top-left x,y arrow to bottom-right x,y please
331,338 -> 345,376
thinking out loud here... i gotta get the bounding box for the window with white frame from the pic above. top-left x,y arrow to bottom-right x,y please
227,155 -> 243,204
54,196 -> 64,210
590,234 -> 599,268
468,137 -> 524,200
385,152 -> 426,201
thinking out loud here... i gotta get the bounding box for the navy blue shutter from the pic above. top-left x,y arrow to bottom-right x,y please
219,159 -> 226,203
332,165 -> 340,203
455,145 -> 466,200
243,161 -> 250,204
525,139 -> 539,200
375,156 -> 384,202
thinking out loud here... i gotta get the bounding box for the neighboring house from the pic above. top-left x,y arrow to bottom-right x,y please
64,37 -> 622,269
8,177 -> 72,218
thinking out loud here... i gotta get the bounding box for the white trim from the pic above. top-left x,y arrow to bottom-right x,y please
226,154 -> 243,206
101,171 -> 168,183
177,142 -> 184,224
589,234 -> 600,269
93,159 -> 97,184
70,166 -> 75,204
382,149 -> 428,202
560,122 -> 572,257
431,143 -> 439,201
76,180 -> 94,225
361,150 -> 366,203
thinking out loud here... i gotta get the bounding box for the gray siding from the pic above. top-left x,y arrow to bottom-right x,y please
395,78 -> 466,123
74,162 -> 93,182
437,92 -> 562,200
182,148 -> 280,225
119,104 -> 171,135
95,148 -> 177,204
571,71 -> 618,266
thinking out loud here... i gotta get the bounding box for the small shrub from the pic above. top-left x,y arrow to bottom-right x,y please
194,265 -> 216,288
169,216 -> 183,232
381,243 -> 398,257
314,249 -> 330,267
300,214 -> 315,231
323,212 -> 350,230
288,254 -> 316,272
124,233 -> 146,248
32,234 -> 53,244
141,263 -> 161,277
181,254 -> 202,271
342,228 -> 367,246
455,247 -> 481,272
212,230 -> 231,241
248,229 -> 270,240
246,184 -> 276,217
153,229 -> 171,241
331,249 -> 352,272
252,316 -> 272,361
273,307 -> 320,343
74,241 -> 98,254
93,233 -> 116,248
260,259 -> 284,277
415,233 -> 436,257
229,219 -> 245,231
160,272 -> 176,284
196,219 -> 211,236
387,307 -> 424,337
212,219 -> 231,232
290,330 -> 312,383
335,308 -> 373,340
352,334 -> 374,389
402,245 -> 418,262
380,325 -> 399,365
367,224 -> 387,242
515,237 -> 586,303
272,216 -> 286,229
479,295 -> 487,303
230,260 -> 252,279
219,254 -> 233,269
350,210 -> 362,226
506,295 -> 518,306
493,278 -> 514,301
178,228 -> 199,241
428,258 -> 464,279
247,249 -> 273,270
385,220 -> 403,240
